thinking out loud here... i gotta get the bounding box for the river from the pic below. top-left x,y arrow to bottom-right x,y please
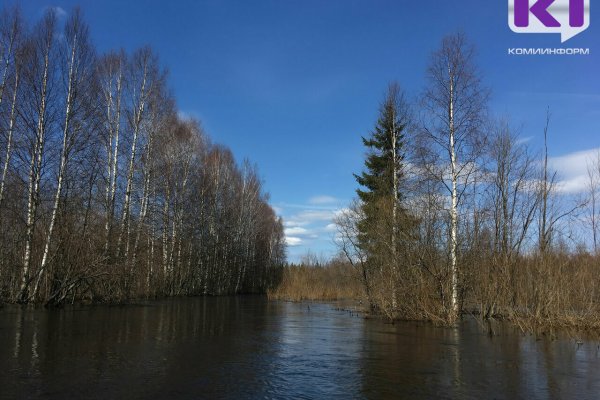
0,297 -> 598,399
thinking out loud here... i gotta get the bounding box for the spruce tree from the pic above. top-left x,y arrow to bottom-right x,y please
354,83 -> 408,239
354,82 -> 410,311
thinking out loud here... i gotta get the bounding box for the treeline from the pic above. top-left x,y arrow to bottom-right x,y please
0,6 -> 286,305
334,32 -> 600,328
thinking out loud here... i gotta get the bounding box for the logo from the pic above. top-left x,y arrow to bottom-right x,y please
509,0 -> 590,42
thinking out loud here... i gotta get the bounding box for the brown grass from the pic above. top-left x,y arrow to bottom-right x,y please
267,261 -> 363,301
269,250 -> 600,335
466,251 -> 600,332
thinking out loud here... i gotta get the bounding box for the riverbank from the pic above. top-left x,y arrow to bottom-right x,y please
270,254 -> 600,337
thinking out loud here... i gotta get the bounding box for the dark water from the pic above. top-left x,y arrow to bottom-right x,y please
0,297 -> 599,399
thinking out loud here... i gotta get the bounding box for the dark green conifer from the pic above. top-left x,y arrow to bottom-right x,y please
354,83 -> 408,243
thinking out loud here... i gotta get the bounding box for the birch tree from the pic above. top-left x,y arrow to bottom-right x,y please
98,51 -> 126,260
18,10 -> 57,302
0,6 -> 22,212
33,9 -> 96,300
420,32 -> 488,321
0,7 -> 286,304
117,47 -> 163,260
481,119 -> 539,316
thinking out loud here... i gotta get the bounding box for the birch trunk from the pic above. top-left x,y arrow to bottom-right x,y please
20,23 -> 53,302
448,71 -> 459,321
0,10 -> 18,108
103,57 -> 123,258
32,31 -> 78,300
117,63 -> 147,259
0,66 -> 19,210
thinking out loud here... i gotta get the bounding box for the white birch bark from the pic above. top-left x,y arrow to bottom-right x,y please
33,31 -> 79,300
103,56 -> 123,257
20,17 -> 54,301
448,70 -> 459,319
117,60 -> 148,259
0,66 -> 19,209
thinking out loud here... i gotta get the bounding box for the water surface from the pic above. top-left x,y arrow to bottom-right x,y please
0,297 -> 598,399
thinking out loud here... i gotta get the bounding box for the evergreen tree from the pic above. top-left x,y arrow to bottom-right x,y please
354,82 -> 411,312
354,83 -> 408,240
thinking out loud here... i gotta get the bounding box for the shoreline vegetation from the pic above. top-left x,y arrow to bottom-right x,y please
268,253 -> 600,334
0,6 -> 286,306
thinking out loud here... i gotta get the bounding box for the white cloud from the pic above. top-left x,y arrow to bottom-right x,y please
550,147 -> 600,194
277,201 -> 350,262
516,136 -> 534,145
285,209 -> 339,227
284,227 -> 309,236
285,236 -> 303,246
308,195 -> 338,205
555,175 -> 589,194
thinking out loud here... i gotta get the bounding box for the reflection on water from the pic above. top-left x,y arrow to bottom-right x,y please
0,297 -> 598,399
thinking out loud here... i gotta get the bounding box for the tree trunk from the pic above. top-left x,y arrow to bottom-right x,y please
449,73 -> 459,322
33,32 -> 78,300
0,67 -> 19,210
20,24 -> 53,302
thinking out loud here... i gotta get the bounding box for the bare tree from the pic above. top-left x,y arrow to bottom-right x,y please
0,7 -> 22,211
33,9 -> 96,300
334,201 -> 374,309
478,119 -> 540,316
419,32 -> 488,321
536,110 -> 583,254
117,47 -> 163,260
487,119 -> 539,260
18,10 -> 57,302
0,6 -> 21,107
0,7 -> 285,304
98,50 -> 126,260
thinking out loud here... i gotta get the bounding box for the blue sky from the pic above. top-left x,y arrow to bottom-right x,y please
15,0 -> 600,261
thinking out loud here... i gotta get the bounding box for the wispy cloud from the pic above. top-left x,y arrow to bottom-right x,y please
284,209 -> 339,227
516,136 -> 534,145
550,147 -> 600,194
284,227 -> 309,236
285,236 -> 303,247
308,195 -> 338,205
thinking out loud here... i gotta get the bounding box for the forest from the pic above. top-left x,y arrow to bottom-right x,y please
0,6 -> 286,306
272,33 -> 600,330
